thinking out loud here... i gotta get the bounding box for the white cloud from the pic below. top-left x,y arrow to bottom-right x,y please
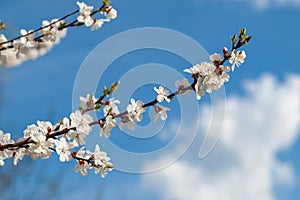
195,0 -> 300,10
249,0 -> 300,9
141,74 -> 300,200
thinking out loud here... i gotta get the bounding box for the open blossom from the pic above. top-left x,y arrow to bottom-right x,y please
13,147 -> 26,166
74,147 -> 90,176
100,115 -> 116,138
229,50 -> 246,71
103,98 -> 120,116
175,78 -> 190,96
91,19 -> 104,31
198,62 -> 216,76
90,145 -> 113,178
0,34 -> 9,48
57,117 -> 71,131
55,137 -> 74,162
69,111 -> 93,145
203,73 -> 222,93
11,29 -> 35,58
0,131 -> 14,166
79,94 -> 98,112
195,77 -> 205,100
67,130 -> 87,146
77,1 -> 94,27
70,110 -> 93,133
37,121 -> 53,134
210,53 -> 223,63
105,6 -> 118,22
183,63 -> 201,74
28,133 -> 53,160
19,29 -> 35,47
39,19 -> 65,42
127,98 -> 145,122
153,105 -> 171,121
25,122 -> 54,160
183,62 -> 215,76
119,116 -> 136,131
154,86 -> 171,103
218,65 -> 230,85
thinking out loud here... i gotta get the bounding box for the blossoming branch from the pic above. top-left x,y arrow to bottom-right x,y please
0,0 -> 117,67
0,28 -> 252,178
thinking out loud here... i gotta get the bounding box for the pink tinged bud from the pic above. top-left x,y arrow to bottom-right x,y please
99,120 -> 104,128
223,47 -> 228,55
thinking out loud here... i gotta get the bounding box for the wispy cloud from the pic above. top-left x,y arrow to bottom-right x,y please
248,0 -> 300,9
195,0 -> 300,10
141,74 -> 300,200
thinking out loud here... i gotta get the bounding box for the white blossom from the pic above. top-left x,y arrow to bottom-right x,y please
58,117 -> 71,130
26,127 -> 53,160
55,137 -> 74,162
99,115 -> 116,138
175,78 -> 191,96
77,1 -> 94,27
154,86 -> 171,103
91,19 -> 104,31
0,131 -> 14,166
203,73 -> 222,93
183,63 -> 201,74
91,145 -> 113,178
103,98 -> 120,116
105,6 -> 118,22
229,50 -> 246,71
37,121 -> 53,134
126,98 -> 145,122
69,111 -> 93,145
39,19 -> 65,42
79,94 -> 98,112
0,34 -> 9,48
70,110 -> 93,133
218,65 -> 230,85
22,121 -> 54,160
210,53 -> 223,63
13,147 -> 26,166
74,160 -> 90,176
67,130 -> 87,146
19,29 -> 35,47
183,62 -> 216,76
195,77 -> 205,100
119,116 -> 136,131
153,105 -> 171,121
198,62 -> 216,76
74,147 -> 90,176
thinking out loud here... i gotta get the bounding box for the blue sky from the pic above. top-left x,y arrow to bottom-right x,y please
0,0 -> 300,199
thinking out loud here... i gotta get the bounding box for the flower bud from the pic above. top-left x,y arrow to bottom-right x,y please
223,47 -> 228,55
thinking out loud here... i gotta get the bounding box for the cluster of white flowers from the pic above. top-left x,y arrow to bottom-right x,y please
100,115 -> 117,138
175,78 -> 191,96
0,1 -> 118,68
183,51 -> 246,100
74,145 -> 113,177
77,1 -> 117,31
97,97 -> 120,137
0,26 -> 250,178
154,86 -> 171,103
79,94 -> 98,112
0,20 -> 67,67
229,50 -> 246,71
118,99 -> 145,131
0,93 -> 116,177
0,130 -> 14,166
153,105 -> 171,121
